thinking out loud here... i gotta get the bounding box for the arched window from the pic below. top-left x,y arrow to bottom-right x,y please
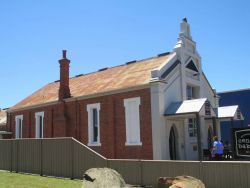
169,125 -> 178,160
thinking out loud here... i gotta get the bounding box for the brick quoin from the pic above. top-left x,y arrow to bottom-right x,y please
7,88 -> 153,159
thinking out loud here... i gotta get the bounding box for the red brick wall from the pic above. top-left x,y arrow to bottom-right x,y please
7,88 -> 153,159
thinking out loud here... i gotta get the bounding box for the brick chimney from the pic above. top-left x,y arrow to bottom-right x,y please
58,50 -> 71,101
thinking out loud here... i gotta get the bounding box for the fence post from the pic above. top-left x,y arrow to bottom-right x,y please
10,140 -> 13,172
199,161 -> 203,183
71,138 -> 74,180
16,140 -> 19,173
140,160 -> 143,186
40,139 -> 43,176
106,159 -> 109,168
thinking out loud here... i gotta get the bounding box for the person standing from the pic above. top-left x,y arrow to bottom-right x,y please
212,136 -> 224,160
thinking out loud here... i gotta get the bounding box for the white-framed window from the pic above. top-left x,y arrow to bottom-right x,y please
35,112 -> 44,138
186,85 -> 194,100
15,115 -> 23,138
188,118 -> 197,137
87,103 -> 101,146
124,97 -> 142,146
186,85 -> 199,100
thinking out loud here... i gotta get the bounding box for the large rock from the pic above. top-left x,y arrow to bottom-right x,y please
82,168 -> 126,188
158,176 -> 205,188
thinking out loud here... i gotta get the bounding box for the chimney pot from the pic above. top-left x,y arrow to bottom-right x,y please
62,50 -> 67,59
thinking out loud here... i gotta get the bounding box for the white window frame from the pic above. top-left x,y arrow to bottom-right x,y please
87,103 -> 101,146
15,115 -> 23,138
186,84 -> 199,100
188,118 -> 197,138
124,97 -> 142,146
186,85 -> 194,100
35,112 -> 44,138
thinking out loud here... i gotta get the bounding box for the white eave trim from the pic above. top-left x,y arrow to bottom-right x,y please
151,52 -> 177,78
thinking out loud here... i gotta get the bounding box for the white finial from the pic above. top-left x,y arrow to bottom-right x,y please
180,18 -> 192,39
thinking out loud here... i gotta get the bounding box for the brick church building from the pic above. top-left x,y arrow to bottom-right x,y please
5,19 -> 243,160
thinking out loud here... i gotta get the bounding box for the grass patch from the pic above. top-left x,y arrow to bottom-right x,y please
0,171 -> 82,188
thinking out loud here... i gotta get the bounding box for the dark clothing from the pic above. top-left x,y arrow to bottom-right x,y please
214,154 -> 223,160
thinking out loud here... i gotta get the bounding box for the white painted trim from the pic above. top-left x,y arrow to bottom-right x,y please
124,97 -> 141,106
151,52 -> 177,78
125,142 -> 142,146
87,103 -> 101,146
15,115 -> 23,138
87,143 -> 102,147
124,97 -> 142,146
35,111 -> 44,138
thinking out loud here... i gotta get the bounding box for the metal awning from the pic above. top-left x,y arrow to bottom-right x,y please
164,98 -> 216,119
217,105 -> 244,121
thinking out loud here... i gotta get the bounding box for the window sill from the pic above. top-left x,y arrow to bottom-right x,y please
125,142 -> 142,146
87,143 -> 101,147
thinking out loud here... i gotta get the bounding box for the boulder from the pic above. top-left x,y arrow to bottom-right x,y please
82,168 -> 126,188
158,176 -> 205,188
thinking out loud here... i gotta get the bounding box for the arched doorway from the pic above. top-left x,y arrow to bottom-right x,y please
169,125 -> 178,160
207,127 -> 213,149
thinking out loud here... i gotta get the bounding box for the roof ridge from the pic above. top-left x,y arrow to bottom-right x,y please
217,88 -> 250,94
51,52 -> 171,82
11,51 -> 173,110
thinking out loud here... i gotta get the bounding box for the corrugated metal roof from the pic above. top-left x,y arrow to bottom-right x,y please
217,105 -> 238,118
11,53 -> 172,110
165,98 -> 207,116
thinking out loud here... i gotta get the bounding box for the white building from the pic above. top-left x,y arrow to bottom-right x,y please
150,18 -> 243,160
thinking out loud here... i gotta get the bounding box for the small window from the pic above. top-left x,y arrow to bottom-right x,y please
87,103 -> 101,146
35,112 -> 44,138
205,101 -> 211,116
186,85 -> 193,100
186,85 -> 199,100
15,115 -> 23,138
92,108 -> 98,142
237,108 -> 241,120
188,118 -> 197,137
124,97 -> 142,146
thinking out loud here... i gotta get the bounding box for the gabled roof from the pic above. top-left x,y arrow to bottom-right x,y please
217,105 -> 244,120
217,106 -> 238,118
11,53 -> 172,110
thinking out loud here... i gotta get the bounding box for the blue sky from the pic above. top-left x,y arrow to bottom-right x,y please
1,1 -> 250,109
